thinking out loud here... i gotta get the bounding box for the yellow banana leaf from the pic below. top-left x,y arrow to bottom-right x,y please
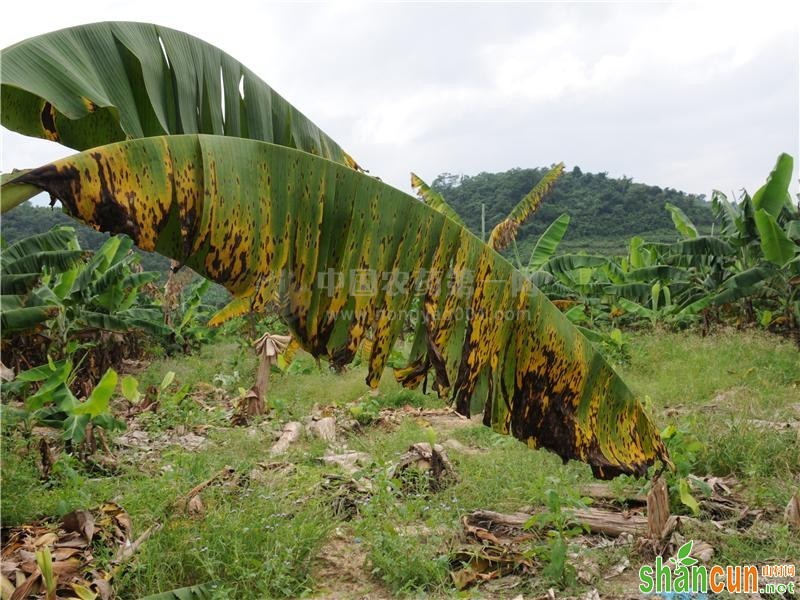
489,162 -> 565,251
410,172 -> 465,226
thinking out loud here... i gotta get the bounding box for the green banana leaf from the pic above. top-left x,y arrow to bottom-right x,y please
787,220 -> 800,242
0,305 -> 60,332
670,236 -> 736,258
410,172 -> 464,226
528,213 -> 570,270
664,202 -> 698,239
624,265 -> 690,283
3,135 -> 668,478
543,254 -> 609,275
0,227 -> 77,262
752,153 -> 794,217
606,283 -> 654,305
754,208 -> 797,266
710,264 -> 775,307
1,250 -> 84,277
489,162 -> 564,251
1,22 -> 358,168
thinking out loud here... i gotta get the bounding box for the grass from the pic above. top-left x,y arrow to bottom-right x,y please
2,328 -> 798,598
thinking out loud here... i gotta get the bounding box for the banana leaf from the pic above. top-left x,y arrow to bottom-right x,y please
754,208 -> 797,266
1,22 -> 357,168
1,272 -> 43,295
0,305 -> 60,332
624,265 -> 690,283
410,172 -> 464,226
1,250 -> 83,277
0,226 -> 77,262
489,163 -> 564,251
752,153 -> 794,217
528,213 -> 570,270
543,254 -> 609,275
2,135 -> 668,478
670,236 -> 736,258
664,202 -> 698,239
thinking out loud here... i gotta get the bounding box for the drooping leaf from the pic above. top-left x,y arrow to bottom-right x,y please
670,236 -> 736,258
0,226 -> 77,263
543,254 -> 609,275
0,305 -> 60,332
606,283 -> 653,305
754,208 -> 797,266
1,22 -> 358,168
3,135 -> 668,478
624,265 -> 690,283
664,202 -> 698,239
0,272 -> 41,295
73,368 -> 118,418
709,264 -> 775,307
1,250 -> 83,277
208,295 -> 251,326
410,172 -> 464,226
489,163 -> 565,251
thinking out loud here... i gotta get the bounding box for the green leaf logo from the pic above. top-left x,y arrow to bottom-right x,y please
670,541 -> 698,567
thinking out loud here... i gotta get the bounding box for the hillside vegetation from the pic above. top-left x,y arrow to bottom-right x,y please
1,201 -> 171,274
432,166 -> 714,254
5,165 -> 714,261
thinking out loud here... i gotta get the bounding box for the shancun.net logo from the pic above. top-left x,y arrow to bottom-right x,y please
639,541 -> 796,596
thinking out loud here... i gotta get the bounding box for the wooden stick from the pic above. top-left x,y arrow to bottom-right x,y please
112,522 -> 163,565
469,507 -> 647,538
172,465 -> 235,511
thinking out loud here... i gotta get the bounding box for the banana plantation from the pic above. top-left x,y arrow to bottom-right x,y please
1,21 -> 798,600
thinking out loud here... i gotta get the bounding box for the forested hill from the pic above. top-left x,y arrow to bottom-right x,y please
432,166 -> 714,255
4,164 -> 714,263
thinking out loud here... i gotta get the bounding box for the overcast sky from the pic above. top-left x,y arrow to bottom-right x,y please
1,1 -> 798,204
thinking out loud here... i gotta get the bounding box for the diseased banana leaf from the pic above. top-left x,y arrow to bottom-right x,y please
489,162 -> 564,251
3,135 -> 668,478
1,21 -> 358,168
410,172 -> 465,226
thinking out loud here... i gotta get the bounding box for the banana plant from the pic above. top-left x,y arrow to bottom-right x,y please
1,226 -> 173,389
0,23 -> 669,478
0,226 -> 83,332
25,234 -> 169,351
7,358 -> 124,445
670,156 -> 798,328
3,135 -> 667,478
168,278 -> 220,352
